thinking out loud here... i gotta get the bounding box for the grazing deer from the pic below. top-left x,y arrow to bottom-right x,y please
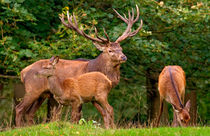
36,56 -> 114,128
156,66 -> 191,127
16,5 -> 143,127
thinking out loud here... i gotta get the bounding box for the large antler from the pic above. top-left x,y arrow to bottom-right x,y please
59,11 -> 110,44
113,5 -> 143,43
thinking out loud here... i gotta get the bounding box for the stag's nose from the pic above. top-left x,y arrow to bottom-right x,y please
121,55 -> 127,61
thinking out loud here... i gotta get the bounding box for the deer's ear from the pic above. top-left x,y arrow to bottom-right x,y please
185,100 -> 191,112
172,103 -> 182,113
50,56 -> 59,66
49,56 -> 55,63
93,42 -> 106,51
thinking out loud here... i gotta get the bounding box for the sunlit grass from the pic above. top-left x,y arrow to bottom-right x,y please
0,121 -> 209,136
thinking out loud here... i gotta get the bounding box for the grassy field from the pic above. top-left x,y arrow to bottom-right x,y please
0,121 -> 209,136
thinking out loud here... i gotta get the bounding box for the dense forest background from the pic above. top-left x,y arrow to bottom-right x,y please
0,0 -> 209,129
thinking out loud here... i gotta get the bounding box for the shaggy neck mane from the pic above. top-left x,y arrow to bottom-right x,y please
87,53 -> 120,87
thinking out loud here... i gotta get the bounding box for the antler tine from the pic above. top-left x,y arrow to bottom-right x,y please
113,8 -> 128,24
129,19 -> 143,37
123,13 -> 128,22
115,23 -> 132,42
133,5 -> 139,23
59,13 -> 71,29
115,10 -> 132,43
127,10 -> 131,24
103,28 -> 110,42
73,13 -> 78,28
67,12 -> 83,35
94,27 -> 108,42
67,12 -> 74,29
131,8 -> 135,21
60,11 -> 111,44
114,5 -> 143,43
124,10 -> 132,35
67,11 -> 70,21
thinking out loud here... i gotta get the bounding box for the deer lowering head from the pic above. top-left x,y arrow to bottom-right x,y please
156,66 -> 191,127
172,100 -> 191,127
59,5 -> 143,65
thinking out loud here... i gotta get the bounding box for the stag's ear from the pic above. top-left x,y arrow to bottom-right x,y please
93,42 -> 106,51
172,103 -> 182,113
185,100 -> 191,112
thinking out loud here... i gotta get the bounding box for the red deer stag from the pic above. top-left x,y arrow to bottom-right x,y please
156,66 -> 191,127
36,56 -> 114,128
16,5 -> 143,127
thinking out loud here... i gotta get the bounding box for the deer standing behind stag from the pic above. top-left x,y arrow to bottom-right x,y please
15,5 -> 143,128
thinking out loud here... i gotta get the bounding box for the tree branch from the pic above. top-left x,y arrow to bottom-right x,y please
0,74 -> 20,79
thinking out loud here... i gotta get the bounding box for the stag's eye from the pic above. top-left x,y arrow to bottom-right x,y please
108,50 -> 113,53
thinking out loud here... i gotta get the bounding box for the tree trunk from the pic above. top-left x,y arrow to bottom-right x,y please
0,83 -> 4,99
0,83 -> 3,93
13,82 -> 25,125
185,91 -> 197,126
146,68 -> 169,126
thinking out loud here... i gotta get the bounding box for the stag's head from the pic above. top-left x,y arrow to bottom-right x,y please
38,56 -> 59,78
59,5 -> 143,64
172,100 -> 191,127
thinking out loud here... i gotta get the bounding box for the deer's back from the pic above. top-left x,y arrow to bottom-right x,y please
75,72 -> 112,98
21,59 -> 89,93
158,66 -> 186,101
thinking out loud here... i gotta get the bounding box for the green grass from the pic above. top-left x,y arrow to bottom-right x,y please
0,122 -> 209,136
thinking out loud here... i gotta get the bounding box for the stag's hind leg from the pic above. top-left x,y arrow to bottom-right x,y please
25,96 -> 46,125
15,92 -> 42,127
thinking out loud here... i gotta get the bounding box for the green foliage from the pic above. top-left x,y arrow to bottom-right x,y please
0,0 -> 209,126
0,80 -> 14,129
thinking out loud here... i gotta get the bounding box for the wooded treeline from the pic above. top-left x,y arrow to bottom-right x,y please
0,0 -> 209,128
